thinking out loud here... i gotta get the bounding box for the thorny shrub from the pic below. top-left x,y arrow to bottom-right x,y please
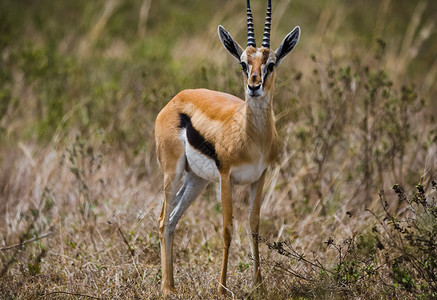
260,179 -> 437,299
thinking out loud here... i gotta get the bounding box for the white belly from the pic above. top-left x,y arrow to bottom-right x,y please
230,162 -> 267,185
185,142 -> 220,182
181,130 -> 267,184
185,146 -> 266,185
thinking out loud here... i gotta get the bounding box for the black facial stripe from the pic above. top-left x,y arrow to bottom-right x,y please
179,113 -> 221,169
263,62 -> 275,83
240,62 -> 248,76
263,67 -> 270,83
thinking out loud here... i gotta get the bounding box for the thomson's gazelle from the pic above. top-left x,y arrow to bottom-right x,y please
155,0 -> 300,295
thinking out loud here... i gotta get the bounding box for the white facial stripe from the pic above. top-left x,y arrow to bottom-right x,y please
240,51 -> 247,62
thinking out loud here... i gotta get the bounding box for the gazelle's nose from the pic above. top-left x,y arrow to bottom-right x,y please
247,83 -> 263,97
248,84 -> 261,91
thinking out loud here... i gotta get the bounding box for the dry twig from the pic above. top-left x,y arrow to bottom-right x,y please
0,231 -> 53,251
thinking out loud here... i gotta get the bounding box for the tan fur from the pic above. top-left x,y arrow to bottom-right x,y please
155,88 -> 279,171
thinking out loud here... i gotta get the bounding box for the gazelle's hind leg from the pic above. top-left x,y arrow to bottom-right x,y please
168,171 -> 209,235
159,154 -> 185,296
249,171 -> 267,289
159,158 -> 209,296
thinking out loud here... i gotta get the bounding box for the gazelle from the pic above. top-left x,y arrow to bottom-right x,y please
155,0 -> 300,295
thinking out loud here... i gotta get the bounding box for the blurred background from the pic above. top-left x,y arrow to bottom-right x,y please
1,0 -> 436,150
0,0 -> 436,298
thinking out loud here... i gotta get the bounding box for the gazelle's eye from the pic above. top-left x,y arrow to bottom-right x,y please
267,62 -> 275,73
240,62 -> 247,73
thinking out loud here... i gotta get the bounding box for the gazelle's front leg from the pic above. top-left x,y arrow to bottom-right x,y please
249,170 -> 267,285
218,171 -> 233,295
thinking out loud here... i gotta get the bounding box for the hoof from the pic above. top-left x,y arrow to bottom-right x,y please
162,286 -> 176,298
249,282 -> 267,299
218,284 -> 233,297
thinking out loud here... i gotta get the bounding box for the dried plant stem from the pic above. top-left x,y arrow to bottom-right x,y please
116,224 -> 134,257
137,0 -> 152,38
79,0 -> 121,55
0,231 -> 53,251
116,223 -> 144,283
40,291 -> 102,299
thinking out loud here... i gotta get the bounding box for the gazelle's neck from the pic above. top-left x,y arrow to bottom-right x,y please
245,92 -> 272,109
244,92 -> 275,139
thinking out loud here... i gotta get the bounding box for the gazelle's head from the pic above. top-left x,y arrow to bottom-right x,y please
218,0 -> 300,100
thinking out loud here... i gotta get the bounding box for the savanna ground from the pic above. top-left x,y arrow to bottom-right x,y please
1,0 -> 437,299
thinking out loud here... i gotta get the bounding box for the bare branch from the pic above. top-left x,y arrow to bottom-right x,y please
0,231 -> 53,251
40,291 -> 102,299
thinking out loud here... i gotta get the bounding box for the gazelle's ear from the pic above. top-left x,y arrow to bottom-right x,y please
275,26 -> 300,66
218,25 -> 243,62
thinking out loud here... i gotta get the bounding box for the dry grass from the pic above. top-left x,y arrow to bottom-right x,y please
0,132 -> 435,299
0,134 -> 435,299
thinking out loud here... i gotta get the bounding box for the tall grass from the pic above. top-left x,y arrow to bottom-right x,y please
0,0 -> 436,298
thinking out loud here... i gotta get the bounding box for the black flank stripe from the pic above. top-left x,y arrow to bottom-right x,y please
179,113 -> 221,169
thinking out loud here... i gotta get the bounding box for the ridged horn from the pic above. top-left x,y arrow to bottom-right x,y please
246,0 -> 256,48
262,0 -> 272,48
